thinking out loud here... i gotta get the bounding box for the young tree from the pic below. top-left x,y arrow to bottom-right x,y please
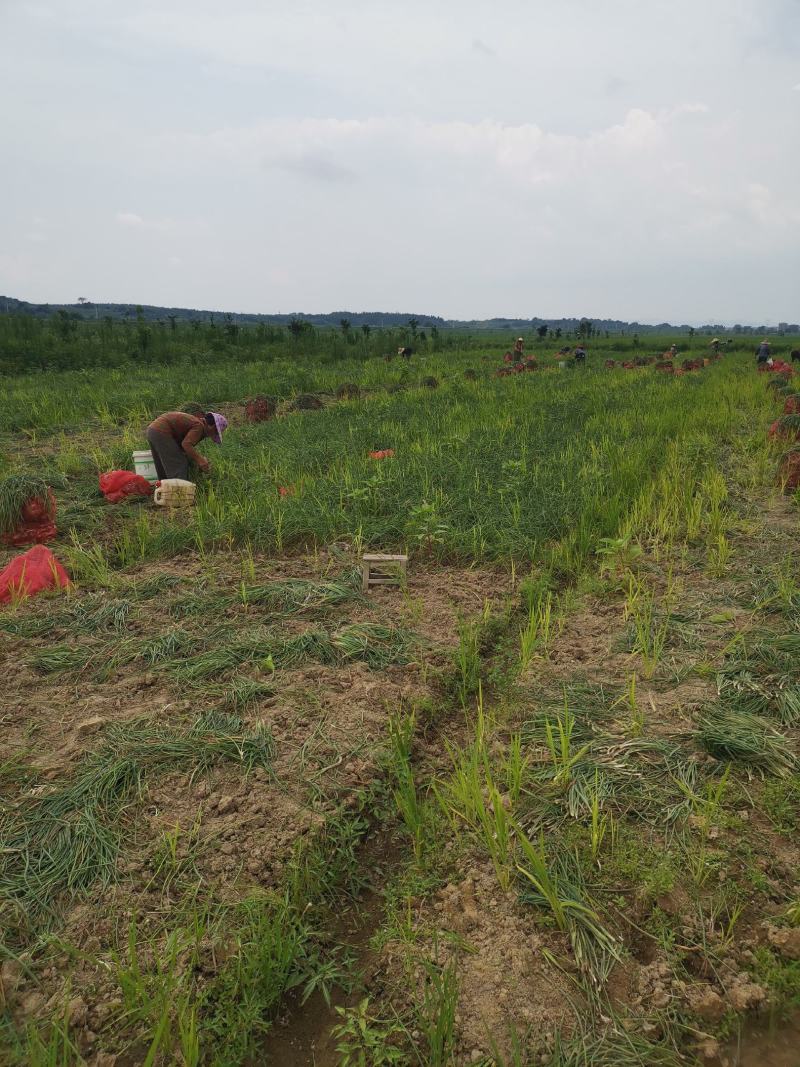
536,324 -> 548,340
288,317 -> 308,340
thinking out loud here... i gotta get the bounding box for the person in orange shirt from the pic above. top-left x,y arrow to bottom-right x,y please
145,410 -> 228,481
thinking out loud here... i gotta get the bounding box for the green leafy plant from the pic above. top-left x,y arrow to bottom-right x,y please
332,998 -> 407,1067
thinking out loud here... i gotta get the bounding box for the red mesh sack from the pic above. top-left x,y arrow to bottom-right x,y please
1,490 -> 57,547
779,451 -> 800,492
784,396 -> 800,415
245,397 -> 276,423
99,471 -> 154,503
769,418 -> 800,442
0,545 -> 70,605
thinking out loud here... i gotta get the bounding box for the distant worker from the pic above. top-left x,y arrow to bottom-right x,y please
145,410 -> 228,481
513,337 -> 525,358
709,337 -> 721,353
397,346 -> 413,359
574,345 -> 587,364
756,339 -> 771,365
669,344 -> 678,357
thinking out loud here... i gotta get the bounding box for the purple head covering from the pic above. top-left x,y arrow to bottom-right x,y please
208,412 -> 228,444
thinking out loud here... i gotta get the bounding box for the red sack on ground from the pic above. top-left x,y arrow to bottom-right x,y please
0,545 -> 70,605
784,396 -> 800,415
0,490 -> 57,547
245,397 -> 276,423
779,451 -> 800,491
99,471 -> 154,504
768,418 -> 800,442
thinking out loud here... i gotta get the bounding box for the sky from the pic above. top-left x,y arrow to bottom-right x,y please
1,0 -> 799,324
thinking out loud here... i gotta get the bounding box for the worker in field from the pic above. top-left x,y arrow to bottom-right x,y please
756,339 -> 771,365
145,410 -> 228,481
709,337 -> 721,354
574,344 -> 587,364
513,337 -> 525,358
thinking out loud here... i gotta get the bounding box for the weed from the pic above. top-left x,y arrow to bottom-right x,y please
502,733 -> 530,805
610,673 -> 643,736
333,998 -> 407,1066
417,957 -> 458,1066
543,701 -> 591,789
762,775 -> 800,833
624,572 -> 672,678
750,946 -> 800,1011
20,1006 -> 84,1067
453,615 -> 482,707
519,590 -> 553,668
437,744 -> 515,890
388,711 -> 426,862
707,529 -> 732,577
587,771 -> 610,863
515,827 -> 620,987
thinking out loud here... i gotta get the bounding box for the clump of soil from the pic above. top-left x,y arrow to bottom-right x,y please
336,383 -> 361,400
463,369 -> 478,381
291,394 -> 324,411
422,376 -> 439,389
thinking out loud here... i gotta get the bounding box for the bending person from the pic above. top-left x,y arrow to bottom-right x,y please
145,410 -> 228,481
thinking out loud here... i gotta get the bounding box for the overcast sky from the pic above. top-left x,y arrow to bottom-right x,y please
1,0 -> 799,323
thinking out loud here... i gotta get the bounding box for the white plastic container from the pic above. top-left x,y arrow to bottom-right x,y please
153,479 -> 197,507
133,450 -> 158,483
558,361 -> 567,369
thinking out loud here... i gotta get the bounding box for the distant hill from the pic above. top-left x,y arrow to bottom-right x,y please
1,295 -> 795,334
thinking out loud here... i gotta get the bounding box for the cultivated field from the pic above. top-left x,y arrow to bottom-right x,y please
1,324 -> 799,1067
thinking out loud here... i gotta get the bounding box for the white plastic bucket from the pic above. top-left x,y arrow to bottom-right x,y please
133,450 -> 158,483
558,361 -> 566,369
154,478 -> 196,508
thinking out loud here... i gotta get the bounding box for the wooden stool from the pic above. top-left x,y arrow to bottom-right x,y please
361,553 -> 408,593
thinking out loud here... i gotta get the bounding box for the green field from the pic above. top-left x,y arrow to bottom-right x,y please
1,323 -> 799,1066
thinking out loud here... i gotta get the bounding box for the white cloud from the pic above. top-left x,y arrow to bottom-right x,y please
1,0 -> 799,320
